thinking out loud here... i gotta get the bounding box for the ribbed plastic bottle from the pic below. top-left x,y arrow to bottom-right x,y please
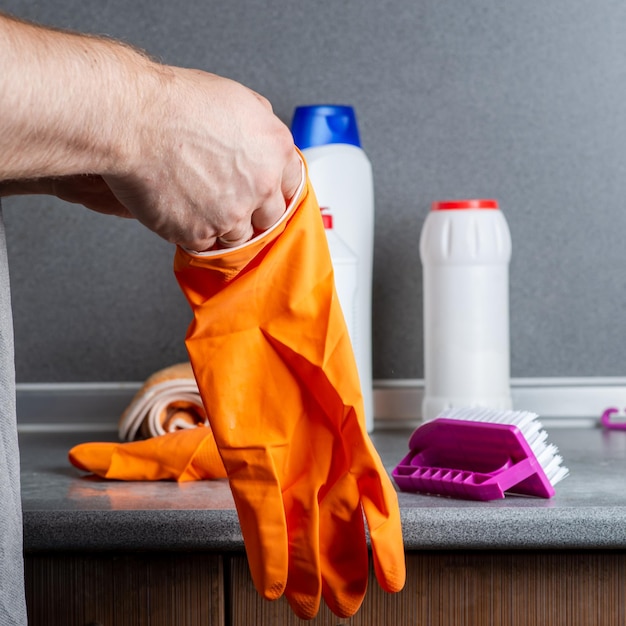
291,105 -> 375,432
420,199 -> 513,422
321,210 -> 358,353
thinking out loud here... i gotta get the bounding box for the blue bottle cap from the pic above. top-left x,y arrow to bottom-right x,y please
291,105 -> 361,149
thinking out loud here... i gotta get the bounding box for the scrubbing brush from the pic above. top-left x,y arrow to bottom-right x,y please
392,407 -> 569,501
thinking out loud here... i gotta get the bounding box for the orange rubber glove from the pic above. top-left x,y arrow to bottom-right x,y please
174,161 -> 406,619
68,426 -> 226,481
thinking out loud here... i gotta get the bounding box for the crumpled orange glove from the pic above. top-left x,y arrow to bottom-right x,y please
174,161 -> 406,619
68,426 -> 227,481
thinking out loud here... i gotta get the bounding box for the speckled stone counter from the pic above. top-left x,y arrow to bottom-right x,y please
19,426 -> 626,553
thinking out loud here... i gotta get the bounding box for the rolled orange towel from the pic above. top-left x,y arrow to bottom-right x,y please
118,362 -> 207,441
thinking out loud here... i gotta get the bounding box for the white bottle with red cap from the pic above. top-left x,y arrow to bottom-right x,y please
420,199 -> 513,422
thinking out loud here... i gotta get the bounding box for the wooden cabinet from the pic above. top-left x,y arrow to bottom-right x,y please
230,551 -> 626,625
24,552 -> 224,626
25,550 -> 626,625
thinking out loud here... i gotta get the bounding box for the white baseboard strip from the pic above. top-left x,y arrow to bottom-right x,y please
16,377 -> 626,432
373,377 -> 626,429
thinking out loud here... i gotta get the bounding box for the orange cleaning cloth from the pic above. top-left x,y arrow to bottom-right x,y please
174,159 -> 406,619
68,426 -> 227,481
118,362 -> 206,441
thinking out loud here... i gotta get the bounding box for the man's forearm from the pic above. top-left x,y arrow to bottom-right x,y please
0,12 -> 301,250
0,13 -> 163,182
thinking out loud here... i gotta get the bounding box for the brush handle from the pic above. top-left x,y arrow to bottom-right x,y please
601,407 -> 626,430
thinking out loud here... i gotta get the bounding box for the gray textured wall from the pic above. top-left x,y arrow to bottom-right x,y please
3,0 -> 626,382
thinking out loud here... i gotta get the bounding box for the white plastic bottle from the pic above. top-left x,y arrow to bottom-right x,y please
292,105 -> 374,431
322,211 -> 358,352
420,199 -> 513,422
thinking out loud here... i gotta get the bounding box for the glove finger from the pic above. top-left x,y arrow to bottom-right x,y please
360,467 -> 406,594
68,428 -> 225,482
221,447 -> 289,602
318,477 -> 369,618
69,442 -> 117,477
283,488 -> 322,620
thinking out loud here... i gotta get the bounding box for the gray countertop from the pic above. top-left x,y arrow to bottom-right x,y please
19,426 -> 626,553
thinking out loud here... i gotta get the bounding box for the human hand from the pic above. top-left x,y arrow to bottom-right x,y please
8,75 -> 301,250
104,69 -> 302,251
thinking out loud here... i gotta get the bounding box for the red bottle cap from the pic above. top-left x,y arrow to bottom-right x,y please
432,199 -> 499,211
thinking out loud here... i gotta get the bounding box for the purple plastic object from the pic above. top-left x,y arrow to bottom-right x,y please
601,407 -> 626,430
392,418 -> 556,501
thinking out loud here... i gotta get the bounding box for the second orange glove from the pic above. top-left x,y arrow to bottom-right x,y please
69,426 -> 226,481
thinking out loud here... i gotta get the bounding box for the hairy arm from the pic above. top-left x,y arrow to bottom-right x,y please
0,13 -> 152,181
0,13 -> 301,249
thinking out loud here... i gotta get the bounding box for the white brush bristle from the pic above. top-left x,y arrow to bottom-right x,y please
437,407 -> 570,486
